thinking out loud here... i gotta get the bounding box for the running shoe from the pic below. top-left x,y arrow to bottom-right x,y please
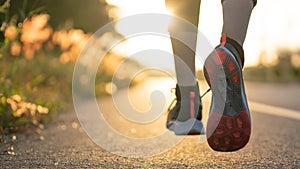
204,34 -> 251,152
166,83 -> 205,135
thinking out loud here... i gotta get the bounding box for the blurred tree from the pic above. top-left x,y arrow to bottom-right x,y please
0,0 -> 110,37
276,50 -> 294,82
45,0 -> 110,32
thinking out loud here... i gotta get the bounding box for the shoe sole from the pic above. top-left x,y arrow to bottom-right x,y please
204,46 -> 251,152
168,118 -> 205,135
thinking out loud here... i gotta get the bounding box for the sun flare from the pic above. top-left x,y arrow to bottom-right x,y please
106,0 -> 300,67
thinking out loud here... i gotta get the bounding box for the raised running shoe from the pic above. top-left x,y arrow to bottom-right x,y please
204,34 -> 251,151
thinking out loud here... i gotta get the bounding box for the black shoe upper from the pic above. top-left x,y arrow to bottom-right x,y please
167,83 -> 203,123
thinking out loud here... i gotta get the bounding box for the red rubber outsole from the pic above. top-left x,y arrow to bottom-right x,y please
204,47 -> 251,152
206,110 -> 251,152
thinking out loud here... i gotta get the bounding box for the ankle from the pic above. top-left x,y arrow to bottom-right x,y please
220,34 -> 245,67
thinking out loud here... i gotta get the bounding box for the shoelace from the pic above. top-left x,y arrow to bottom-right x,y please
200,88 -> 211,99
167,88 -> 211,111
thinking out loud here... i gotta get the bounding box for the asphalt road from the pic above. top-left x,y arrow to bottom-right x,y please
1,79 -> 300,168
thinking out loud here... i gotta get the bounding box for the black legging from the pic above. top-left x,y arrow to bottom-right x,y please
222,0 -> 257,7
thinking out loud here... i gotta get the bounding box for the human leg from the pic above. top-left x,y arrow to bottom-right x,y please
222,0 -> 256,45
166,0 -> 201,86
165,0 -> 204,135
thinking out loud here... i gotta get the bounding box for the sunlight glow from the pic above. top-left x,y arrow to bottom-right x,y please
106,0 -> 171,16
106,0 -> 174,70
106,0 -> 300,67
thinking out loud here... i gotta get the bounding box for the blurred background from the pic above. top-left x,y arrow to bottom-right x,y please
0,0 -> 300,134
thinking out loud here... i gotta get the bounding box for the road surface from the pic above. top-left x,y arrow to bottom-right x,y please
1,79 -> 299,168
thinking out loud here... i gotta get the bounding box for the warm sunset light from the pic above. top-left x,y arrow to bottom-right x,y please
105,0 -> 174,70
2,0 -> 300,166
106,0 -> 300,68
